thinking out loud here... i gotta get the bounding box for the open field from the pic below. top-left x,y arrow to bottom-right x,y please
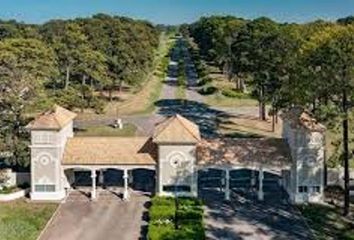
75,123 -> 137,137
0,199 -> 57,240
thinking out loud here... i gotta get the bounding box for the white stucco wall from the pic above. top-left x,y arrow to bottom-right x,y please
283,121 -> 325,204
157,144 -> 197,197
30,121 -> 74,201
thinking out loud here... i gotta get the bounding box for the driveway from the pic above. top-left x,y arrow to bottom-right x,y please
39,190 -> 150,240
201,189 -> 312,240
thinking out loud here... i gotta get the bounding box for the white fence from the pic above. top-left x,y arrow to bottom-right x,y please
327,167 -> 354,195
1,169 -> 30,187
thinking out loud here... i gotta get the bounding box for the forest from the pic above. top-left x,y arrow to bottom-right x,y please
186,15 -> 354,215
0,14 -> 160,166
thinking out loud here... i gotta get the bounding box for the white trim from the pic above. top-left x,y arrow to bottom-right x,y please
62,164 -> 156,171
31,190 -> 66,201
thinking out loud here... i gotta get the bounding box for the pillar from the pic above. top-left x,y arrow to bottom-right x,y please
123,169 -> 129,200
251,170 -> 256,187
258,167 -> 264,201
91,169 -> 97,200
225,169 -> 230,201
191,168 -> 198,197
99,169 -> 104,186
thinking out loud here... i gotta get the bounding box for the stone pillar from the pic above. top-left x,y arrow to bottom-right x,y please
123,169 -> 129,201
191,168 -> 198,197
251,170 -> 256,187
99,169 -> 104,186
91,169 -> 97,200
258,167 -> 264,201
225,169 -> 230,201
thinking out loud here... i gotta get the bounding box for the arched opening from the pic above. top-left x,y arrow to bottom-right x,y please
197,168 -> 224,200
130,168 -> 156,194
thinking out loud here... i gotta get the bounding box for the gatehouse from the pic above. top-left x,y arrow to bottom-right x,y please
27,105 -> 325,204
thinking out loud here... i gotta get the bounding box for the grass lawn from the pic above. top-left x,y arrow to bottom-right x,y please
148,196 -> 205,240
175,85 -> 186,99
75,123 -> 137,137
205,93 -> 258,108
0,199 -> 57,240
298,204 -> 354,240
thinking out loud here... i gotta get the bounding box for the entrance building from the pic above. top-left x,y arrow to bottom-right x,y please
27,105 -> 325,204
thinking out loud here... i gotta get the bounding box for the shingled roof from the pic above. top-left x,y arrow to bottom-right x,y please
281,107 -> 326,132
62,137 -> 156,166
26,105 -> 77,130
153,114 -> 201,144
197,138 -> 291,170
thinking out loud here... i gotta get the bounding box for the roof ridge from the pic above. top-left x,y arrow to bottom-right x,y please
153,115 -> 175,138
175,115 -> 200,141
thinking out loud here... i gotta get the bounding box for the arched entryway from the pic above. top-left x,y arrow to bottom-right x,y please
197,166 -> 288,202
63,166 -> 156,201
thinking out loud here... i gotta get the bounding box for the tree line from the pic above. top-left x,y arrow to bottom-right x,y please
188,15 -> 354,216
0,14 -> 159,168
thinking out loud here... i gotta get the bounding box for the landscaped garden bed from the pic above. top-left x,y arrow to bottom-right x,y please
147,196 -> 205,240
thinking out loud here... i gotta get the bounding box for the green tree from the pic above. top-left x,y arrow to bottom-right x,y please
301,24 -> 354,216
0,38 -> 57,166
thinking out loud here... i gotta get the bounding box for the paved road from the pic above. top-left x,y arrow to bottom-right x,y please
39,190 -> 150,240
200,189 -> 312,240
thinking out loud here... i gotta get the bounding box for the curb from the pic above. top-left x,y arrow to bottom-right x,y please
36,201 -> 63,240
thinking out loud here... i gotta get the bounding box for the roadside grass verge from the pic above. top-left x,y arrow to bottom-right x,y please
298,204 -> 354,240
147,196 -> 205,240
0,199 -> 57,240
75,123 -> 137,137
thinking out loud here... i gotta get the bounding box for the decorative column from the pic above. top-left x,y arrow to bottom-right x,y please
191,167 -> 198,197
251,170 -> 256,187
123,169 -> 129,201
91,169 -> 97,200
225,169 -> 230,201
258,166 -> 264,201
99,169 -> 104,187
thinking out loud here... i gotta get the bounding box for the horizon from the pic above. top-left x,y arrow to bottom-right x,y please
0,0 -> 354,25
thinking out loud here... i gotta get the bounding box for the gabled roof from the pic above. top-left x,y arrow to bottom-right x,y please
153,114 -> 201,144
197,138 -> 291,170
62,137 -> 156,166
26,105 -> 77,130
281,107 -> 326,132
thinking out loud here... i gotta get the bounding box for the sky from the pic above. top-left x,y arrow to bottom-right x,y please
0,0 -> 353,25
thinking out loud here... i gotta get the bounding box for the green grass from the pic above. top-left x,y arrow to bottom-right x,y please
0,200 -> 57,240
75,123 -> 137,137
0,186 -> 19,194
148,196 -> 205,240
175,85 -> 186,99
205,93 -> 258,107
299,204 -> 354,240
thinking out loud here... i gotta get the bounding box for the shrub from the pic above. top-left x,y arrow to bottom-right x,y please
149,205 -> 175,221
197,76 -> 212,87
176,209 -> 203,221
147,223 -> 175,240
198,84 -> 217,95
221,88 -> 247,98
151,196 -> 175,206
90,98 -> 105,114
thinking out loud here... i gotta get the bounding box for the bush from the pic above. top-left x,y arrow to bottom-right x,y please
147,223 -> 175,240
197,76 -> 212,87
198,84 -> 217,95
176,209 -> 203,221
147,197 -> 205,240
149,205 -> 175,221
90,98 -> 105,114
221,88 -> 247,98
